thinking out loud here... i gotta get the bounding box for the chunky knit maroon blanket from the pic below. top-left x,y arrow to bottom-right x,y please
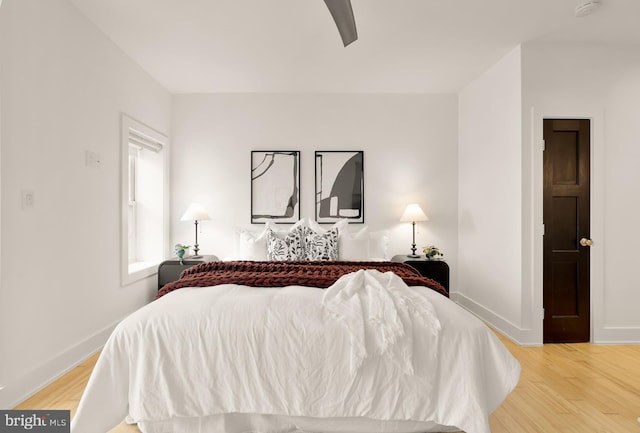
156,261 -> 448,299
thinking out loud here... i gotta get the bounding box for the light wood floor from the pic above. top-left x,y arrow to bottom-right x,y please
14,331 -> 640,433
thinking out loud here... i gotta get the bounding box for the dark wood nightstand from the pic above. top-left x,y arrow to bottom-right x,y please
391,255 -> 450,294
158,255 -> 219,290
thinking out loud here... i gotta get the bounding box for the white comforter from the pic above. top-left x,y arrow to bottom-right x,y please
71,270 -> 520,433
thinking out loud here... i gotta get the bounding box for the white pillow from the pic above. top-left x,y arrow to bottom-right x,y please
369,230 -> 390,260
238,228 -> 268,261
307,218 -> 348,235
338,226 -> 370,261
266,219 -> 307,237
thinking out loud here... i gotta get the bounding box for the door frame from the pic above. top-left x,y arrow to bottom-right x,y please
531,108 -> 605,344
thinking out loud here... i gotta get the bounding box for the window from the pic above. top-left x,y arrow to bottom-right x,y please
121,114 -> 168,285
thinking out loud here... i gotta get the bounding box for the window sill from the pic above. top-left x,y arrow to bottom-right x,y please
122,260 -> 159,286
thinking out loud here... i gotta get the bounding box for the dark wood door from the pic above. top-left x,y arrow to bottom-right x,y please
543,119 -> 591,343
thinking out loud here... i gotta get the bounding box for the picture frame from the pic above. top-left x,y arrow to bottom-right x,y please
315,150 -> 364,224
251,151 -> 301,224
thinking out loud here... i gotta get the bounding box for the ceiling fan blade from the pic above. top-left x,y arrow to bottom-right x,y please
324,0 -> 358,47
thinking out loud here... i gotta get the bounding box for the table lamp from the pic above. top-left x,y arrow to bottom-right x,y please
400,203 -> 429,258
180,203 -> 210,257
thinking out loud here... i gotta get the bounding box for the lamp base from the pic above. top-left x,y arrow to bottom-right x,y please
407,254 -> 421,258
409,238 -> 419,258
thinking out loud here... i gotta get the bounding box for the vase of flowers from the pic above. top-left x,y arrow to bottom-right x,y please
422,244 -> 443,260
173,244 -> 190,264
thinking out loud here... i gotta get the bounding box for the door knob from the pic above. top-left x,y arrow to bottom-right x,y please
580,238 -> 593,247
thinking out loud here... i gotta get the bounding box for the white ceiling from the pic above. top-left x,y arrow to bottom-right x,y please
68,0 -> 640,94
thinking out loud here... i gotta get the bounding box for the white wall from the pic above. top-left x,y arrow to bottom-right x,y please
522,42 -> 640,343
457,46 -> 524,339
458,42 -> 640,345
0,3 -> 4,394
171,93 -> 458,277
0,0 -> 171,408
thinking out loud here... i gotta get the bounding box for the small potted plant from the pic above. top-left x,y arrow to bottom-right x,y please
173,244 -> 190,265
422,244 -> 444,260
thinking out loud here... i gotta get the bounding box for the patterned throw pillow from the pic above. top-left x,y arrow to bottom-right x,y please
302,227 -> 339,261
266,227 -> 304,261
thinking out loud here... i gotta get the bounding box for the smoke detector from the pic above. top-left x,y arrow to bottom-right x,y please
575,1 -> 601,17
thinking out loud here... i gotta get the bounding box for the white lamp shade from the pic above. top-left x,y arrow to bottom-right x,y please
180,203 -> 211,221
400,204 -> 429,222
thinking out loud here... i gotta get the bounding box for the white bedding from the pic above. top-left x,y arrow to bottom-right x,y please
71,270 -> 520,433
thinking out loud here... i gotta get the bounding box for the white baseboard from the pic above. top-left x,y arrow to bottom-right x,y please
593,326 -> 640,344
451,292 -> 542,346
0,321 -> 118,409
452,292 -> 640,345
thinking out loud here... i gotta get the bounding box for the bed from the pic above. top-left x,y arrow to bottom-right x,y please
71,260 -> 520,433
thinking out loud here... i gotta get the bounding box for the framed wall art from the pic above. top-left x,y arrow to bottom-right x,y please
251,151 -> 300,224
315,150 -> 364,224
